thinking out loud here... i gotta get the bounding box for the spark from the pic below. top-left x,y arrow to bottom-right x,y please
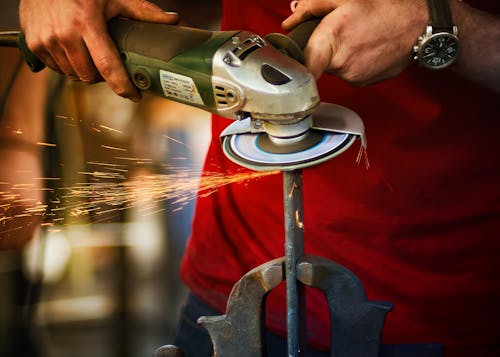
99,125 -> 123,134
87,161 -> 126,168
12,184 -> 36,189
37,142 -> 57,147
163,134 -> 188,147
101,145 -> 127,151
78,171 -> 126,180
288,182 -> 298,198
295,209 -> 304,229
107,167 -> 129,173
0,163 -> 279,240
356,144 -> 370,170
114,156 -> 153,163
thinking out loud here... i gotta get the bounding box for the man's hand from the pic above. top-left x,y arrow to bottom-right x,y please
282,0 -> 428,85
19,0 -> 179,101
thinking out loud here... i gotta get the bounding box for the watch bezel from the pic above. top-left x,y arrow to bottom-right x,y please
414,26 -> 459,70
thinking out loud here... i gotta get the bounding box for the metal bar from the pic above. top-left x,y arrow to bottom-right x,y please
283,169 -> 306,356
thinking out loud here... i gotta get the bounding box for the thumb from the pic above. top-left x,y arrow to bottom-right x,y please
118,0 -> 179,24
282,10 -> 311,31
282,0 -> 337,30
304,25 -> 333,80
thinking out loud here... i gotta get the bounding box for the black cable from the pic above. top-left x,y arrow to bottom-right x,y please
18,77 -> 66,356
0,31 -> 23,122
0,30 -> 67,355
21,73 -> 67,357
0,30 -> 45,356
0,56 -> 23,121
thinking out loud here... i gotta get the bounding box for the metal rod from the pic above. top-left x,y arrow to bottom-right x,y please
283,169 -> 306,356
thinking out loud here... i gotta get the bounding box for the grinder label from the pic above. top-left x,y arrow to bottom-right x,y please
159,70 -> 204,105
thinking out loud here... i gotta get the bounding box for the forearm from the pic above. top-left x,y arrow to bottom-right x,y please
450,0 -> 500,92
0,49 -> 46,249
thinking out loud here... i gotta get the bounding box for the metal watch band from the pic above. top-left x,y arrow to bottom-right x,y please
425,0 -> 454,32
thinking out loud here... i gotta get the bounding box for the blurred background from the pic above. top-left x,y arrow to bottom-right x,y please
0,1 -> 220,356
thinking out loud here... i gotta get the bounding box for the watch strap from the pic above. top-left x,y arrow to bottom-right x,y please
425,0 -> 454,32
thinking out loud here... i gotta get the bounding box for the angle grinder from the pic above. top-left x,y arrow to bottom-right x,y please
1,18 -> 365,171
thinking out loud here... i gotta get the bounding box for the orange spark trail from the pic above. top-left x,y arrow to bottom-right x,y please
1,167 -> 279,239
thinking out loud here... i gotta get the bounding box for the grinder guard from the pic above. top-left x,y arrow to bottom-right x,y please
220,103 -> 366,171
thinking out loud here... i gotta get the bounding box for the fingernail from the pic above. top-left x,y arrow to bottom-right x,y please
164,11 -> 178,15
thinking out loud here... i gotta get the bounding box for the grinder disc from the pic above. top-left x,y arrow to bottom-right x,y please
222,129 -> 356,171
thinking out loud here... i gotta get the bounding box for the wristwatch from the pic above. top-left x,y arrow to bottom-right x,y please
413,0 -> 459,69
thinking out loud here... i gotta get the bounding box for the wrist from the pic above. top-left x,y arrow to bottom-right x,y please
413,0 -> 460,69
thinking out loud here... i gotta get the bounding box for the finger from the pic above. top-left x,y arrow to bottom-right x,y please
118,0 -> 179,24
25,33 -> 77,78
303,20 -> 335,79
83,18 -> 141,101
29,45 -> 62,74
282,0 -> 337,30
50,44 -> 79,79
282,8 -> 313,30
64,39 -> 102,83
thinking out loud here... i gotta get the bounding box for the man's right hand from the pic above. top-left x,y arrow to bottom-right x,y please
282,0 -> 428,85
19,0 -> 179,101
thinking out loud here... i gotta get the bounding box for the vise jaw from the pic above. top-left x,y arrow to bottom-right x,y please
163,255 -> 392,357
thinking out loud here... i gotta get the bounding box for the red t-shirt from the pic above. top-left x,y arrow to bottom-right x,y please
181,1 -> 500,355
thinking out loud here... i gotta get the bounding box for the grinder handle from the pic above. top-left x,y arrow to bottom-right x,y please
108,17 -> 213,64
15,18 -> 214,73
265,18 -> 321,64
287,18 -> 321,50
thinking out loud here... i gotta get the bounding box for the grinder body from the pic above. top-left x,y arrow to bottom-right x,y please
108,18 -> 319,124
109,19 -> 234,114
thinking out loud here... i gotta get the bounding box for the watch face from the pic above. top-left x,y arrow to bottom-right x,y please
419,33 -> 459,69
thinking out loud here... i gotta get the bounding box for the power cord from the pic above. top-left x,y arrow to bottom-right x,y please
0,31 -> 19,47
0,30 -> 66,356
0,31 -> 23,122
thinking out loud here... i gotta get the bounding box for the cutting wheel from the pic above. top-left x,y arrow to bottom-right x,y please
222,129 -> 356,171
